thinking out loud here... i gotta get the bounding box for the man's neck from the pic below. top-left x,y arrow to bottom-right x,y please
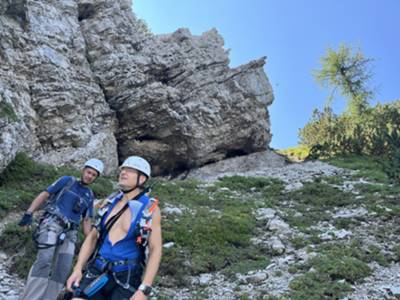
79,177 -> 88,186
121,188 -> 142,203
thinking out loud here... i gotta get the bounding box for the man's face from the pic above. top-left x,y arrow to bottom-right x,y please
119,167 -> 143,190
81,167 -> 99,185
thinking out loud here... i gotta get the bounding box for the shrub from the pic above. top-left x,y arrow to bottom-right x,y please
300,101 -> 400,161
289,271 -> 352,300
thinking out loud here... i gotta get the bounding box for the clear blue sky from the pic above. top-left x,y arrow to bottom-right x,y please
134,0 -> 400,149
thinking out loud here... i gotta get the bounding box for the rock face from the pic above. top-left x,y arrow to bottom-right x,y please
0,0 -> 118,174
0,0 -> 274,175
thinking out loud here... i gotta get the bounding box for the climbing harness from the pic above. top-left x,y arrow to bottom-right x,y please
79,184 -> 159,296
32,177 -> 85,249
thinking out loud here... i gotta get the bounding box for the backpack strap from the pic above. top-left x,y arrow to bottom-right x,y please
93,191 -> 121,229
91,202 -> 130,260
91,190 -> 148,260
46,176 -> 77,209
44,177 -> 77,223
136,197 -> 159,247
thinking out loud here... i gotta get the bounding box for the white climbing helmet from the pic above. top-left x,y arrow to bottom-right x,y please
84,158 -> 104,176
120,156 -> 151,178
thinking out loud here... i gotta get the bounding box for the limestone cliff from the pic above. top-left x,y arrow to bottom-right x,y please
0,0 -> 273,175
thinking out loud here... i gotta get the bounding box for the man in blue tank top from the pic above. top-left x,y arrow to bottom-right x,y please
18,158 -> 104,300
66,156 -> 162,300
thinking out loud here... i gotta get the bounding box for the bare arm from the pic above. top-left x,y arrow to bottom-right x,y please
27,191 -> 50,213
141,207 -> 162,286
66,228 -> 99,290
131,207 -> 162,300
75,228 -> 98,271
82,217 -> 92,237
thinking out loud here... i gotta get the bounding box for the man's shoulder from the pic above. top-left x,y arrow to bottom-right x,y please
47,175 -> 73,191
60,175 -> 76,181
59,175 -> 78,187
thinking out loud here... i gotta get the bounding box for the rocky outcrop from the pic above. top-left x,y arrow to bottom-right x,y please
78,0 -> 273,175
0,0 -> 118,174
185,150 -> 347,183
0,0 -> 273,176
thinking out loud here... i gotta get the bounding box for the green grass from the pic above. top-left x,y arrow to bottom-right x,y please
0,101 -> 18,122
215,176 -> 284,195
1,165 -> 280,285
1,223 -> 37,278
288,271 -> 352,300
289,236 -> 312,250
317,240 -> 390,267
333,217 -> 361,230
1,154 -> 398,299
356,184 -> 400,220
277,146 -> 311,162
289,182 -> 353,207
310,255 -> 371,282
327,155 -> 390,183
393,244 -> 400,262
155,176 -> 280,286
288,240 -> 374,299
282,181 -> 355,232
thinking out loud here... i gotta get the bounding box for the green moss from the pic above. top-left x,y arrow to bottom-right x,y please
285,208 -> 329,230
0,153 -> 59,185
152,179 -> 212,208
239,294 -> 251,300
365,245 -> 390,267
367,201 -> 400,220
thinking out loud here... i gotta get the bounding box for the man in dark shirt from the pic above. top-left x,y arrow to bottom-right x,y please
18,158 -> 104,300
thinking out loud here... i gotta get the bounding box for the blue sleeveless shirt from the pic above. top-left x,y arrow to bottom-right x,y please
98,192 -> 150,262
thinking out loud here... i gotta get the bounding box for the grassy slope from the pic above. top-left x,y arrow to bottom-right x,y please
1,153 -> 399,299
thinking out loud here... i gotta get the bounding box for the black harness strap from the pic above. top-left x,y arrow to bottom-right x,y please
90,202 -> 129,261
91,189 -> 147,261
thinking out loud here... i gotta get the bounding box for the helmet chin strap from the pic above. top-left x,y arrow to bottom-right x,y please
121,186 -> 137,194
